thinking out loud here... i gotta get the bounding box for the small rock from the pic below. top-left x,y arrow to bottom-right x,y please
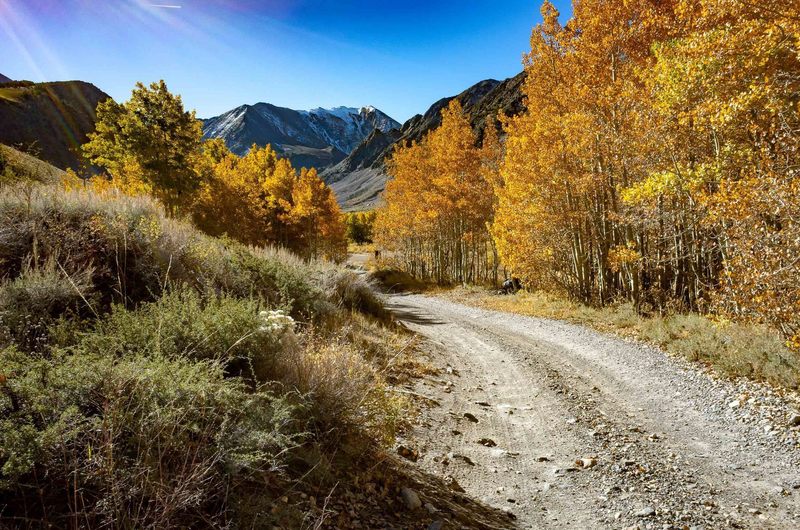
728,400 -> 740,409
476,401 -> 490,407
635,506 -> 656,517
424,502 -> 437,514
396,445 -> 419,462
478,438 -> 497,447
464,412 -> 479,423
428,521 -> 444,530
452,453 -> 475,466
537,456 -> 551,462
575,457 -> 597,469
444,475 -> 465,492
400,487 -> 422,510
789,414 -> 800,426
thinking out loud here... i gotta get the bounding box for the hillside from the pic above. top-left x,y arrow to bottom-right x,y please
0,143 -> 65,183
0,81 -> 110,170
322,72 -> 526,211
202,103 -> 400,169
0,73 -> 12,83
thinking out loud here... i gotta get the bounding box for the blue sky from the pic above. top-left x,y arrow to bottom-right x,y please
0,0 -> 571,122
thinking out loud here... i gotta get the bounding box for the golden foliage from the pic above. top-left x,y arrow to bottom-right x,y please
79,81 -> 346,263
375,100 -> 500,284
492,0 -> 800,347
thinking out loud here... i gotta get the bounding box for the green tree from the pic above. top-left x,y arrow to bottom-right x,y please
83,80 -> 203,213
346,211 -> 377,245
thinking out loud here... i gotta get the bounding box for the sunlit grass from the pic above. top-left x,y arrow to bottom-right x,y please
0,87 -> 25,102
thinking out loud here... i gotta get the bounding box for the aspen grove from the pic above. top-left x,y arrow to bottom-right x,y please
376,0 -> 800,349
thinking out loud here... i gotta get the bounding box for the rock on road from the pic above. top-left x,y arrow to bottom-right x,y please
387,293 -> 800,529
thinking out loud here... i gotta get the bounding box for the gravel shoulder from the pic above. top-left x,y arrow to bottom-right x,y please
387,293 -> 800,529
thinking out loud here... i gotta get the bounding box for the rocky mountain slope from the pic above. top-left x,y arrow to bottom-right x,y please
202,103 -> 400,170
0,73 -> 12,83
0,80 -> 110,170
322,72 -> 526,211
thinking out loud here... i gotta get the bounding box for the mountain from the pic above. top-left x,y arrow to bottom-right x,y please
322,72 -> 526,211
202,103 -> 400,170
0,80 -> 111,169
0,73 -> 12,83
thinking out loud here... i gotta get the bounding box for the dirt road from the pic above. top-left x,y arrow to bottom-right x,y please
387,293 -> 800,529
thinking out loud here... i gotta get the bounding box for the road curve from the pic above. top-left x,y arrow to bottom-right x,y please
387,293 -> 800,529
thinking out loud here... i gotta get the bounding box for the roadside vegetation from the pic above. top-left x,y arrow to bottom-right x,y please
375,0 -> 800,385
0,81 -> 412,527
0,180 -> 412,527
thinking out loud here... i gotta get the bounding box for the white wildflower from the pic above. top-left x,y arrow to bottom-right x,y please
258,309 -> 295,336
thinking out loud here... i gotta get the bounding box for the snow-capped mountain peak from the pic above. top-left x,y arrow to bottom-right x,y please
202,102 -> 400,170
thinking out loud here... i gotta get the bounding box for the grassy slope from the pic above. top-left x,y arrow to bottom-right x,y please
0,143 -> 65,183
0,180 -> 412,527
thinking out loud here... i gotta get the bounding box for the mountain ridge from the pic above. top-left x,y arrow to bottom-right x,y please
322,72 -> 526,211
0,80 -> 111,170
202,103 -> 400,170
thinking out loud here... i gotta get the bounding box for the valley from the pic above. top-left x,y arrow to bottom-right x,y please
1,0 -> 799,528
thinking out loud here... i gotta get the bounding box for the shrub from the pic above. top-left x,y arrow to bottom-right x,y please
370,268 -> 427,293
0,183 -> 405,528
0,347 -> 298,528
321,269 -> 387,320
0,185 -> 330,320
75,288 -> 288,383
0,260 -> 96,352
276,334 -> 405,446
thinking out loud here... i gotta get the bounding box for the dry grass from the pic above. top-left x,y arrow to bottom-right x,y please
347,242 -> 376,254
444,287 -> 800,389
369,268 -> 429,294
0,144 -> 64,184
0,182 -> 418,527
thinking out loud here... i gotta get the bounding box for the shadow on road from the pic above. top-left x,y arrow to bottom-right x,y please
385,296 -> 445,326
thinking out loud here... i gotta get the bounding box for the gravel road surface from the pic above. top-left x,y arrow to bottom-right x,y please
387,293 -> 800,529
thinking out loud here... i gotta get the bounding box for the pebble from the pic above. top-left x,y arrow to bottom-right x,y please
463,412 -> 479,423
396,445 -> 419,462
400,487 -> 422,510
635,506 -> 656,517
